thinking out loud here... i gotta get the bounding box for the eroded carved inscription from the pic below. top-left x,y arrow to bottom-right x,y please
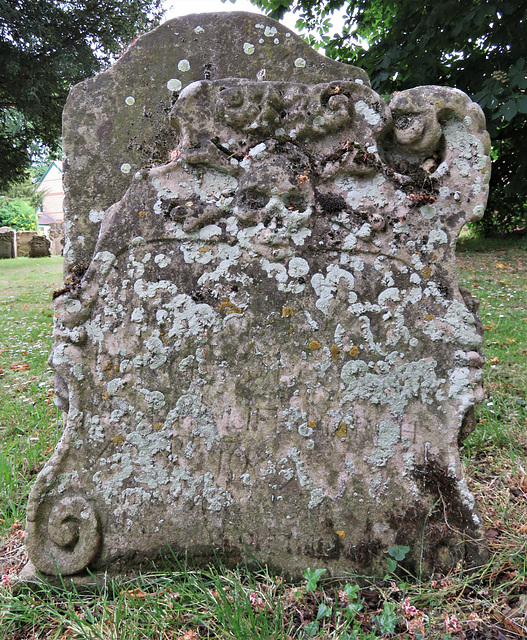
26,20 -> 490,579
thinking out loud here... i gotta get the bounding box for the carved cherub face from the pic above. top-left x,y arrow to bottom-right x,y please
162,78 -> 393,255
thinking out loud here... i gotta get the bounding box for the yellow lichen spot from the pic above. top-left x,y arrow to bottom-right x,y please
349,346 -> 360,357
114,364 -> 119,371
434,100 -> 441,107
163,336 -> 169,343
153,423 -> 163,432
102,391 -> 109,401
64,275 -> 72,285
138,210 -> 147,217
424,314 -> 434,322
330,344 -> 340,361
113,434 -> 125,446
422,266 -> 432,279
82,300 -> 89,308
54,312 -> 59,318
282,306 -> 295,318
199,247 -> 211,253
335,422 -> 347,438
287,327 -> 293,334
185,201 -> 194,207
308,420 -> 317,430
309,339 -> 322,350
336,530 -> 345,539
222,436 -> 238,443
432,253 -> 438,261
219,297 -> 242,315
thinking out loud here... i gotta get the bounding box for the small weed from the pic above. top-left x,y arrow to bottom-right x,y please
385,544 -> 410,573
374,600 -> 398,635
304,567 -> 326,593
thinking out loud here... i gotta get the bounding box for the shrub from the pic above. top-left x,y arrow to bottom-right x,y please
0,198 -> 38,230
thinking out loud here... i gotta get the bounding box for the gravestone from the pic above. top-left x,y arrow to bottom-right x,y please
0,227 -> 16,259
25,12 -> 491,581
49,223 -> 65,255
29,235 -> 51,258
16,230 -> 38,257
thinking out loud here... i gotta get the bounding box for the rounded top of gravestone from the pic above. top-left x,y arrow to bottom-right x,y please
117,12 -> 369,86
62,11 -> 369,268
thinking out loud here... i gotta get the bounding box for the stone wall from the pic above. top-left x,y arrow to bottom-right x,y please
16,230 -> 38,257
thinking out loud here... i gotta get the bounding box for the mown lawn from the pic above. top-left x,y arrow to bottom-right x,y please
0,239 -> 526,640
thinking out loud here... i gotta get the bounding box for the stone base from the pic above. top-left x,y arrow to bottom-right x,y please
14,560 -> 122,594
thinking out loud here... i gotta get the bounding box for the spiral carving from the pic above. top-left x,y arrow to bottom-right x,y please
25,494 -> 100,576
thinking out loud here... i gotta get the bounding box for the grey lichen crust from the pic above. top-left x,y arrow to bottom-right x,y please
26,15 -> 491,580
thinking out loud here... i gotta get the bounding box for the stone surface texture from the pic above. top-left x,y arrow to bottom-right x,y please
16,230 -> 39,257
0,227 -> 17,259
26,13 -> 490,580
29,235 -> 51,258
49,223 -> 65,255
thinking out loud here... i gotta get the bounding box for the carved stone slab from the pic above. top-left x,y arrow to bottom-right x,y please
29,235 -> 51,258
26,17 -> 491,580
49,223 -> 65,256
61,12 -> 367,272
0,227 -> 17,259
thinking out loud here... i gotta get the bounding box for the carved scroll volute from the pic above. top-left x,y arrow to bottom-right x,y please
389,86 -> 491,227
25,432 -> 101,576
25,494 -> 100,576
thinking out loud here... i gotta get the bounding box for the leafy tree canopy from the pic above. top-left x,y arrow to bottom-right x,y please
248,0 -> 527,234
0,0 -> 164,189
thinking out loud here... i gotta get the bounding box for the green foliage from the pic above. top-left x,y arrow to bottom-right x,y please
0,174 -> 42,230
0,199 -> 37,230
384,544 -> 411,573
303,567 -> 326,592
0,174 -> 44,210
0,0 -> 164,189
373,601 -> 398,635
248,0 -> 527,236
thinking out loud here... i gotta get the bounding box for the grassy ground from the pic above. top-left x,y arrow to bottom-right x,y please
0,257 -> 63,537
0,239 -> 526,639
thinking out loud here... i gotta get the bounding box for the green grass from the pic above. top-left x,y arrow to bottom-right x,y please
1,243 -> 527,639
0,257 -> 63,537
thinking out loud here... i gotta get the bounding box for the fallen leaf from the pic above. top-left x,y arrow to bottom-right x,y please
10,363 -> 30,371
488,357 -> 499,364
495,262 -> 509,269
124,588 -> 147,600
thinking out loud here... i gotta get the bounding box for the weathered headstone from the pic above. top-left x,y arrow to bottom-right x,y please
16,230 -> 39,257
29,235 -> 51,258
49,223 -> 65,255
25,13 -> 491,581
0,227 -> 17,259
